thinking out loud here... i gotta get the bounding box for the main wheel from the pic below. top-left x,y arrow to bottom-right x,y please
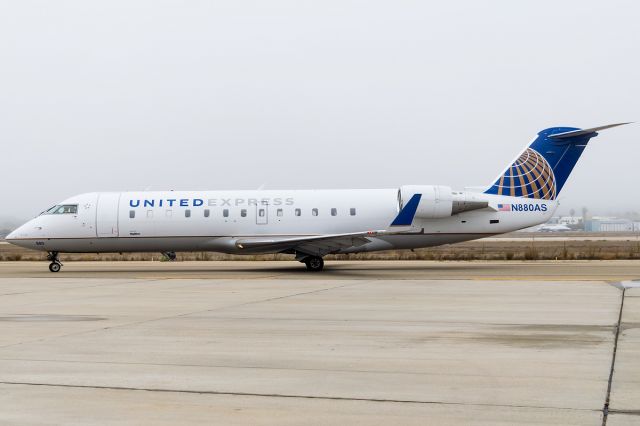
162,251 -> 177,261
304,256 -> 324,272
49,262 -> 61,273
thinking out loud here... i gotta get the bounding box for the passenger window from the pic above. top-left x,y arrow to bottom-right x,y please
312,208 -> 318,216
277,209 -> 283,217
295,208 -> 301,216
129,210 -> 135,219
350,208 -> 356,216
241,209 -> 247,217
147,210 -> 153,218
204,209 -> 210,218
331,208 -> 337,216
259,209 -> 265,217
223,209 -> 229,217
185,209 -> 191,218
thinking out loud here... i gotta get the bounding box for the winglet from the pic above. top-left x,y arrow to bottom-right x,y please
390,194 -> 421,226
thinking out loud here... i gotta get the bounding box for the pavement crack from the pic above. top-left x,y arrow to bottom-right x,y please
606,409 -> 640,416
0,381 -> 600,413
602,285 -> 625,425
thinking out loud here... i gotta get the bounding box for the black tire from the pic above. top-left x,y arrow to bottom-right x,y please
162,252 -> 177,261
305,256 -> 324,271
49,262 -> 61,273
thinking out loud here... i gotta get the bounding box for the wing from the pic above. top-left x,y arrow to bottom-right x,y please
234,230 -> 386,257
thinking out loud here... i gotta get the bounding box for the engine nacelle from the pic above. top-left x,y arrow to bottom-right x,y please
398,185 -> 453,219
398,185 -> 488,219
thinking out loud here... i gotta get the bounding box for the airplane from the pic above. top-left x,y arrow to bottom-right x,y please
537,224 -> 572,232
5,123 -> 628,272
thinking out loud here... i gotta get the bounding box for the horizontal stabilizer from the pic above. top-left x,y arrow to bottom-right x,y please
549,122 -> 631,139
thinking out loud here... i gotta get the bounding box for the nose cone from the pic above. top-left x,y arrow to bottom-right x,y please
3,221 -> 36,248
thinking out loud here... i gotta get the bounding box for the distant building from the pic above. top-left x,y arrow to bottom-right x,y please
559,216 -> 583,226
585,218 -> 634,232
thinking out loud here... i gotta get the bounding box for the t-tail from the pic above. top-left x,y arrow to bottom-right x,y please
484,123 -> 630,199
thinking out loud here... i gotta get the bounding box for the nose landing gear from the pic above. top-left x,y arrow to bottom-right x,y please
47,252 -> 62,273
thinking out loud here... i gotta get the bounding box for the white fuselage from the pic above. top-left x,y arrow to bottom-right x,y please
6,188 -> 556,254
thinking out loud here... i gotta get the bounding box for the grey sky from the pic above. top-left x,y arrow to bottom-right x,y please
1,0 -> 638,223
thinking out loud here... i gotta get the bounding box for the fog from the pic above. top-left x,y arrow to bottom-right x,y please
1,0 -> 638,225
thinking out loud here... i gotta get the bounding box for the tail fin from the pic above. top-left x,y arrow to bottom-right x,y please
484,123 -> 629,200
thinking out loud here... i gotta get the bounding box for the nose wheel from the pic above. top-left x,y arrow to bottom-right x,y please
47,252 -> 62,273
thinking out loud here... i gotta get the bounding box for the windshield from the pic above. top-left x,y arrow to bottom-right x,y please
44,204 -> 78,215
40,206 -> 57,215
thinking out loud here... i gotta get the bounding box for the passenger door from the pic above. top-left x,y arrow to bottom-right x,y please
96,193 -> 121,237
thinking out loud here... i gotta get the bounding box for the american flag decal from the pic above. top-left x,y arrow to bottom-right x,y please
498,204 -> 511,211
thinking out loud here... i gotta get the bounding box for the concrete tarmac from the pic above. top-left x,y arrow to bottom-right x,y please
0,260 -> 639,425
1,259 -> 640,280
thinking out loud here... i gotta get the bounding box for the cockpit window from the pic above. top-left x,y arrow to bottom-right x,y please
41,206 -> 56,215
46,204 -> 78,214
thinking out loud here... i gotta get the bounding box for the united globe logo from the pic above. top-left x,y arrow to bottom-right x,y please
494,148 -> 556,200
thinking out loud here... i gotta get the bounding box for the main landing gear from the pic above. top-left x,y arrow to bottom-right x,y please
161,251 -> 177,261
303,256 -> 324,272
47,252 -> 62,273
